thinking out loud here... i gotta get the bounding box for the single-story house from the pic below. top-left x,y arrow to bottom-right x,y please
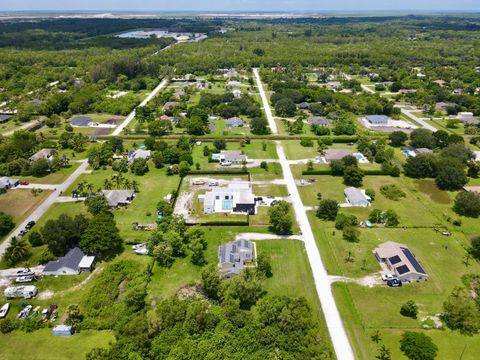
218,238 -> 254,277
43,247 -> 95,276
374,241 -> 428,282
327,81 -> 342,90
127,149 -> 151,163
435,102 -> 456,112
101,190 -> 135,208
227,80 -> 242,87
366,115 -> 389,125
163,102 -> 178,112
322,149 -> 353,163
174,90 -> 187,99
0,114 -> 12,123
223,69 -> 239,78
307,117 -> 330,127
215,150 -> 246,164
232,89 -> 242,98
202,182 -> 257,215
52,325 -> 73,336
298,102 -> 310,110
29,148 -> 55,162
226,117 -> 244,127
69,116 -> 92,127
401,146 -> 433,157
344,187 -> 371,207
0,177 -> 19,189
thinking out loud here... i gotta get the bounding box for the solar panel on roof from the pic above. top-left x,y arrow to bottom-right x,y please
401,248 -> 426,274
389,255 -> 402,265
396,264 -> 410,275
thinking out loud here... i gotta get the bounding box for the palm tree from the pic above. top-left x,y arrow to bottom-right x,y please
131,180 -> 139,192
103,179 -> 112,190
4,237 -> 30,265
85,182 -> 95,194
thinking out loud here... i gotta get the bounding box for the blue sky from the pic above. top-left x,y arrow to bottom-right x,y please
1,0 -> 479,12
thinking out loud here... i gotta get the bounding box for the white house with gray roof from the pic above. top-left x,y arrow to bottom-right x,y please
0,177 -> 19,190
218,238 -> 254,277
322,149 -> 353,163
43,247 -> 95,276
29,148 -> 55,162
127,149 -> 151,163
366,115 -> 389,125
343,187 -> 371,207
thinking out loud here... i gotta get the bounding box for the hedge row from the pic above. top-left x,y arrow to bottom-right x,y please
302,169 -> 389,176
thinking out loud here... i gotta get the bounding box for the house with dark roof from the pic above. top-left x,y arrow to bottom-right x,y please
43,247 -> 95,276
344,187 -> 371,207
0,114 -> 12,123
226,117 -> 244,128
101,190 -> 135,208
435,102 -> 456,112
218,239 -> 254,277
307,117 -> 330,127
69,116 -> 92,127
298,102 -> 310,110
374,242 -> 428,282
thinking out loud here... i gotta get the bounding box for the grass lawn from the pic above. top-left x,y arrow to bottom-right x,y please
249,162 -> 283,181
282,140 -> 322,160
0,188 -> 52,242
252,184 -> 288,197
0,329 -> 115,360
20,163 -> 81,184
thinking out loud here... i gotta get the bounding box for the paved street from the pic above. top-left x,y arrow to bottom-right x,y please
0,160 -> 90,257
399,107 -> 438,132
112,78 -> 169,136
254,70 -> 355,360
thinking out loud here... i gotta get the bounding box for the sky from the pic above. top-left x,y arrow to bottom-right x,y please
1,0 -> 479,12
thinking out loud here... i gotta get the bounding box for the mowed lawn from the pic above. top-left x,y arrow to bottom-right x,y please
20,162 -> 81,184
0,188 -> 52,242
0,329 -> 114,360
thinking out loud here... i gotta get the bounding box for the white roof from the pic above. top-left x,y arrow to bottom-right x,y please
78,255 -> 95,269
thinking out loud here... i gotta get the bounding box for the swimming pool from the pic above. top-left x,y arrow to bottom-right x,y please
356,154 -> 364,160
222,200 -> 233,210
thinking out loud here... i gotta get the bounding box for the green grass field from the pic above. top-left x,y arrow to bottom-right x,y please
0,329 -> 115,360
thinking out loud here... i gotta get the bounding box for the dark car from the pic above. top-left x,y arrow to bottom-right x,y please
25,221 -> 36,230
270,200 -> 278,206
387,279 -> 402,287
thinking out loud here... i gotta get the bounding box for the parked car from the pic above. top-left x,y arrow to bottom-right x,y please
0,303 -> 9,318
18,230 -> 27,237
17,305 -> 32,320
16,268 -> 34,277
220,161 -> 232,167
270,200 -> 278,206
25,221 -> 36,230
19,181 -> 29,185
16,275 -> 35,283
208,181 -> 218,186
132,244 -> 148,255
381,273 -> 396,281
441,231 -> 452,236
387,279 -> 402,287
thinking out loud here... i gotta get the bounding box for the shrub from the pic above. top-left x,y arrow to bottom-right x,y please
453,191 -> 480,218
400,300 -> 418,319
343,226 -> 360,242
335,213 -> 358,230
317,199 -> 339,220
0,319 -> 15,334
400,331 -> 438,360
300,138 -> 314,147
380,184 -> 406,201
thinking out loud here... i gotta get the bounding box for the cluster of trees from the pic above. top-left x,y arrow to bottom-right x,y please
7,197 -> 124,265
0,212 -> 15,237
402,129 -> 476,191
329,154 -> 365,187
268,200 -> 293,235
0,131 -> 68,177
149,216 -> 207,267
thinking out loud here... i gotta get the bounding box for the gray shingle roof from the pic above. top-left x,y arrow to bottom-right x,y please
43,247 -> 85,273
69,116 -> 92,127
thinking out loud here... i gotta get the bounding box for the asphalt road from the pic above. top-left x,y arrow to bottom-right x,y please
254,70 -> 355,360
0,160 -> 90,258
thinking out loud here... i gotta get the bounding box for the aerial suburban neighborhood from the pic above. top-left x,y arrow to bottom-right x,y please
0,4 -> 479,360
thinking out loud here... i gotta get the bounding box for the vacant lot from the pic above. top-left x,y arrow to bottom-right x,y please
0,329 -> 114,360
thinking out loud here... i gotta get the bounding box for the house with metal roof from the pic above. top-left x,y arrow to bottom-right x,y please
215,150 -> 246,164
218,238 -> 254,277
162,101 -> 178,112
226,117 -> 244,127
29,148 -> 55,162
344,187 -> 371,207
127,149 -> 151,163
201,182 -> 257,215
101,190 -> 135,208
374,242 -> 428,282
322,149 -> 353,163
366,115 -> 389,125
43,247 -> 95,276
